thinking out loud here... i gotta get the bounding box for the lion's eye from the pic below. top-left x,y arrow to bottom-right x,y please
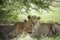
28,32 -> 32,34
21,27 -> 24,29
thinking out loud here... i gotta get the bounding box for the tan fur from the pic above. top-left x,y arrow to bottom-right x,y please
52,23 -> 60,36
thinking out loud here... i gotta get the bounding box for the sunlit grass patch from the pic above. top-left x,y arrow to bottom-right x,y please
11,35 -> 54,40
11,34 -> 60,40
55,35 -> 60,40
40,37 -> 54,40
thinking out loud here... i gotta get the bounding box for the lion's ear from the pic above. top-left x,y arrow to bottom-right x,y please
37,17 -> 40,20
28,15 -> 31,19
24,20 -> 27,22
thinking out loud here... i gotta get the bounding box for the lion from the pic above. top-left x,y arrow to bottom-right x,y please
31,22 -> 60,40
0,20 -> 28,40
27,15 -> 41,39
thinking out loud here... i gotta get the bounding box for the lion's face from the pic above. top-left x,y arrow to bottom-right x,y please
28,15 -> 40,27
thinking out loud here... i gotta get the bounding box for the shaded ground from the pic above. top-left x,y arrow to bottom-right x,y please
0,34 -> 59,40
